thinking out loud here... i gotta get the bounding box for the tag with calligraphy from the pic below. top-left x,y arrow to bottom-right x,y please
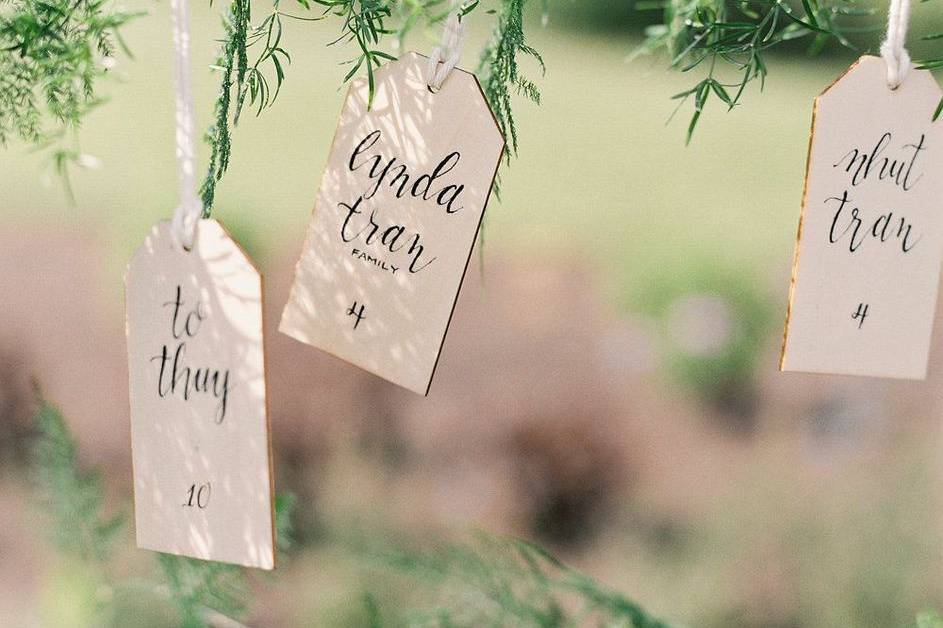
126,219 -> 275,569
280,52 -> 504,395
782,55 -> 943,379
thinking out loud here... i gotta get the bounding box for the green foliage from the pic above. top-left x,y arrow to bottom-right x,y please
155,554 -> 248,628
197,0 -> 408,212
200,0 -> 250,214
365,533 -> 672,627
1,0 -> 542,209
0,0 -> 138,193
201,0 -> 542,213
31,396 -> 297,628
29,396 -> 669,627
918,610 -> 943,628
318,0 -> 397,107
477,0 -> 544,164
200,0 -> 329,212
32,397 -> 123,565
635,0 -> 876,142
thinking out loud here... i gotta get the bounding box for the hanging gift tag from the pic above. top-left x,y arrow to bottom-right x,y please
782,55 -> 943,379
280,52 -> 504,395
126,220 -> 275,569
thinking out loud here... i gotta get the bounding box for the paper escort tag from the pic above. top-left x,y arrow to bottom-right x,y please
280,52 -> 504,395
782,55 -> 943,379
126,219 -> 275,569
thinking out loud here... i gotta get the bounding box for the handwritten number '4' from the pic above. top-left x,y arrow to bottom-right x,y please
183,482 -> 211,509
347,301 -> 366,330
852,303 -> 869,329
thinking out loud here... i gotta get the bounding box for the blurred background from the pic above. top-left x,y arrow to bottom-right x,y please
4,0 -> 943,626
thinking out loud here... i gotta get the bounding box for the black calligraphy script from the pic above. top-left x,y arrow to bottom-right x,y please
826,132 -> 927,253
337,129 -> 469,274
150,285 -> 232,424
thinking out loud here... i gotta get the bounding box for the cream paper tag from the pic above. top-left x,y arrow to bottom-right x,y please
280,52 -> 504,395
782,55 -> 943,379
126,219 -> 275,569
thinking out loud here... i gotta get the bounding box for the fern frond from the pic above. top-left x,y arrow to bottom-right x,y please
32,398 -> 123,564
363,532 -> 671,627
477,0 -> 543,165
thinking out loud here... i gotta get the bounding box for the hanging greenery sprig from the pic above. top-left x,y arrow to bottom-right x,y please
0,0 -> 139,194
477,0 -> 543,165
199,0 -> 251,214
319,0 -> 396,106
199,0 -> 543,214
635,0 -> 877,142
200,0 -> 396,213
0,0 -> 542,205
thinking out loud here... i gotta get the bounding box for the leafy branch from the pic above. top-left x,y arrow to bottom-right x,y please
200,0 -> 250,214
0,0 -> 139,194
317,0 -> 397,107
636,0 -> 877,143
478,0 -> 544,166
1,0 -> 543,209
200,0 -> 542,214
199,0 -> 403,213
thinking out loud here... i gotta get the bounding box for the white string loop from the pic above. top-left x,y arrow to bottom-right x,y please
426,2 -> 466,92
169,0 -> 201,250
880,0 -> 912,89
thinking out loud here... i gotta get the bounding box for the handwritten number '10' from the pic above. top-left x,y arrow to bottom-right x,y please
183,482 -> 211,509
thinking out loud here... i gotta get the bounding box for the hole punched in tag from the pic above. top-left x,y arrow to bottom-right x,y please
179,229 -> 194,254
171,207 -> 200,253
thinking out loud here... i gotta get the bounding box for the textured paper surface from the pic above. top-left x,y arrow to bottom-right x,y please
782,55 -> 943,379
280,52 -> 504,395
126,219 -> 274,569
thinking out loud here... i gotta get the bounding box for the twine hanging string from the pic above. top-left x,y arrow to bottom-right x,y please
426,1 -> 466,92
880,0 -> 912,89
169,0 -> 201,250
